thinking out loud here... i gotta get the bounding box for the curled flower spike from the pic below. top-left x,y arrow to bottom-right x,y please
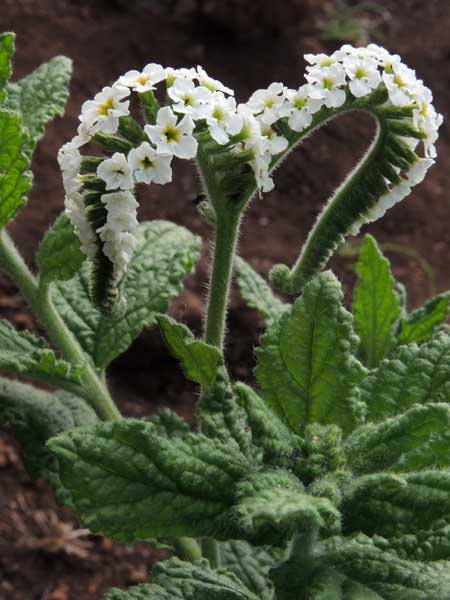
59,44 -> 442,310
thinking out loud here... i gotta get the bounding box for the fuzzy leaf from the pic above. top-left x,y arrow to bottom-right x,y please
235,256 -> 286,324
4,55 -> 72,155
234,382 -> 301,467
53,221 -> 201,368
343,471 -> 450,538
256,271 -> 367,435
0,33 -> 14,103
48,418 -> 251,543
307,568 -> 383,600
346,403 -> 450,474
197,367 -> 255,459
220,540 -> 276,600
399,292 -> 450,345
321,535 -> 450,600
0,377 -> 97,501
361,333 -> 450,422
353,235 -> 402,367
147,408 -> 190,439
0,319 -> 83,387
104,557 -> 258,600
386,523 -> 450,562
0,110 -> 32,228
234,470 -> 340,546
157,315 -> 222,388
37,214 -> 85,284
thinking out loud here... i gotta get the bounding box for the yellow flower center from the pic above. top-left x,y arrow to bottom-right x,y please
213,108 -> 224,121
97,97 -> 115,117
322,77 -> 334,90
138,74 -> 150,85
164,125 -> 180,143
393,74 -> 405,88
294,97 -> 306,110
265,98 -> 275,108
355,67 -> 367,80
140,156 -> 155,169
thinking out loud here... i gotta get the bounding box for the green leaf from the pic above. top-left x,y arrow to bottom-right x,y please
386,523 -> 450,561
0,110 -> 32,228
147,408 -> 190,438
399,292 -> 450,345
0,319 -> 83,387
346,403 -> 450,474
0,32 -> 14,103
234,256 -> 286,324
234,470 -> 340,546
234,382 -> 302,467
4,55 -> 72,155
48,418 -> 251,543
307,568 -> 383,600
219,540 -> 276,600
320,535 -> 450,600
198,367 -> 255,459
104,557 -> 258,600
157,315 -> 222,388
37,214 -> 85,284
343,471 -> 450,538
360,333 -> 450,422
256,271 -> 367,435
353,235 -> 402,368
53,221 -> 201,368
0,376 -> 97,501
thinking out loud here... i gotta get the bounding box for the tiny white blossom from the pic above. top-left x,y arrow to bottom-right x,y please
279,85 -> 322,132
198,93 -> 243,145
58,141 -> 82,195
235,105 -> 273,192
165,67 -> 198,87
196,66 -> 234,95
97,191 -> 139,281
80,85 -> 130,135
65,192 -> 97,259
145,106 -> 198,159
167,78 -> 212,118
97,153 -> 134,190
407,157 -> 435,185
304,52 -> 337,69
246,82 -> 286,126
344,54 -> 381,98
382,61 -> 416,107
128,142 -> 173,185
260,124 -> 288,155
119,63 -> 166,93
306,63 -> 347,108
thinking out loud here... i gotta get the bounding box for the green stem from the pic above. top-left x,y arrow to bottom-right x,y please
201,536 -> 221,569
0,229 -> 121,421
204,209 -> 241,350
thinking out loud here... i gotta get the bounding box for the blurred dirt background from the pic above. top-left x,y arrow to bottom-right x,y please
0,0 -> 449,598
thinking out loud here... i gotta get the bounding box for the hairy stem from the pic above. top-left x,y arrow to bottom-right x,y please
201,536 -> 221,569
204,209 -> 241,350
0,229 -> 121,421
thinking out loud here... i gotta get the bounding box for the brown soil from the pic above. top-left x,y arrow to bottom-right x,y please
0,0 -> 450,598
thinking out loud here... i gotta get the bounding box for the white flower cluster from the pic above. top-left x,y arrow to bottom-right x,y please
59,45 -> 442,278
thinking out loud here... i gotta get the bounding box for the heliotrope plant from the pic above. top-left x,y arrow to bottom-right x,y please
0,29 -> 449,599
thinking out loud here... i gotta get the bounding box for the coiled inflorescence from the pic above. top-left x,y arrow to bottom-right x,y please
58,44 -> 441,308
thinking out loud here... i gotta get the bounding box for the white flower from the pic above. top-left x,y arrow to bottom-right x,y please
279,85 -> 322,132
165,67 -> 198,86
235,105 -> 273,192
97,191 -> 139,281
167,78 -> 212,118
65,192 -> 97,259
246,82 -> 286,126
128,142 -> 173,185
365,44 -> 399,66
196,66 -> 234,95
343,54 -> 381,98
145,106 -> 198,159
119,63 -> 166,93
306,63 -> 347,108
80,85 -> 130,135
412,83 -> 442,158
97,153 -> 134,190
199,93 -> 243,145
407,157 -> 434,185
382,61 -> 416,107
58,141 -> 82,195
260,125 -> 288,155
304,52 -> 337,69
